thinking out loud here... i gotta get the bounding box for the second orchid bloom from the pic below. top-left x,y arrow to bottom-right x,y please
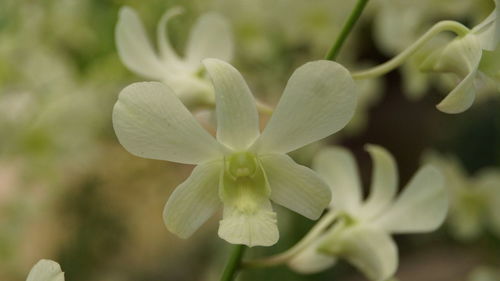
288,145 -> 448,281
116,7 -> 233,109
112,59 -> 357,246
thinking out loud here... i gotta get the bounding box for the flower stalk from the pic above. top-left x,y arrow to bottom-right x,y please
243,211 -> 339,268
325,0 -> 370,60
220,244 -> 247,281
351,20 -> 470,80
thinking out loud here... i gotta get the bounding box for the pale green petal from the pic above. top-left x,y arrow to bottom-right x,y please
115,7 -> 166,80
218,200 -> 279,247
321,226 -> 398,281
163,161 -> 222,238
313,147 -> 362,213
430,34 -> 482,114
255,60 -> 357,154
471,0 -> 500,51
374,165 -> 448,234
218,155 -> 277,246
361,145 -> 398,219
479,48 -> 500,80
157,7 -> 183,63
113,82 -> 223,164
186,13 -> 233,67
203,59 -> 259,150
436,70 -> 478,114
26,260 -> 64,281
260,153 -> 331,220
288,239 -> 337,274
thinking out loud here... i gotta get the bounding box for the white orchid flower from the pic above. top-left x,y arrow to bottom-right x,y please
26,260 -> 64,281
112,59 -> 357,247
288,145 -> 448,281
115,6 -> 233,109
423,151 -> 500,241
420,0 -> 500,114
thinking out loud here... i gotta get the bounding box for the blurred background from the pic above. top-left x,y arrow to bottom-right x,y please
0,0 -> 499,281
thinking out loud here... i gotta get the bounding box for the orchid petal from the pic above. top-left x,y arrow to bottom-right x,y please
113,82 -> 222,165
26,260 -> 64,281
374,165 -> 448,234
163,161 -> 221,238
203,59 -> 259,150
431,34 -> 482,114
218,156 -> 278,247
436,69 -> 478,114
288,239 -> 337,274
335,226 -> 398,281
157,7 -> 183,63
472,0 -> 500,51
186,13 -> 233,67
260,153 -> 331,220
116,7 -> 166,80
218,200 -> 279,247
255,60 -> 357,154
313,147 -> 362,213
361,145 -> 398,218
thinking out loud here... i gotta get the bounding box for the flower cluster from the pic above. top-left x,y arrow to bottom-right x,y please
419,0 -> 500,113
20,1 -> 500,280
109,3 -> 462,280
116,7 -> 233,109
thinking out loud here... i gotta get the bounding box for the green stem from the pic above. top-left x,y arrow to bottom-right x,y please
243,211 -> 338,268
351,20 -> 470,80
220,244 -> 247,281
325,0 -> 370,60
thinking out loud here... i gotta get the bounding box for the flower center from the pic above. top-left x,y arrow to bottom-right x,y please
226,152 -> 258,179
220,152 -> 270,214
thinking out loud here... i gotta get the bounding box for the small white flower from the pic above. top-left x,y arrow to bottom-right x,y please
288,145 -> 448,281
421,0 -> 500,114
423,151 -> 500,240
112,59 -> 357,247
26,260 -> 64,281
115,6 -> 233,108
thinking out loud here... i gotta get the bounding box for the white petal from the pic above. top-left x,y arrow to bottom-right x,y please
431,34 -> 483,114
112,82 -> 222,164
260,153 -> 331,220
156,7 -> 183,63
255,60 -> 357,154
27,260 -> 64,281
374,165 -> 448,234
163,161 -> 221,238
218,200 -> 279,247
288,239 -> 337,274
472,0 -> 500,51
186,13 -> 233,68
115,7 -> 166,80
333,226 -> 398,281
312,147 -> 362,213
436,70 -> 478,114
203,59 -> 259,150
361,145 -> 398,219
